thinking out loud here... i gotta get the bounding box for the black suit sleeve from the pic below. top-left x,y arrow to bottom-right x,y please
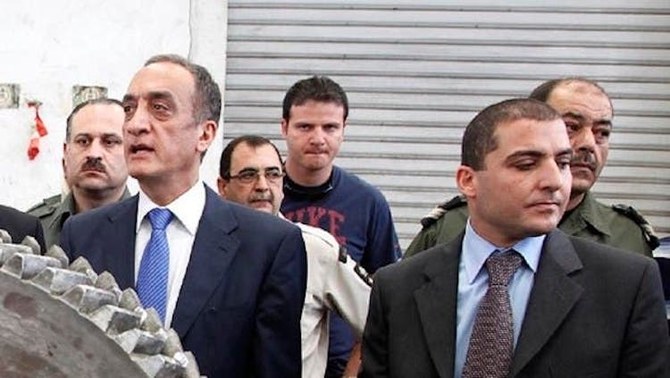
619,258 -> 670,376
30,215 -> 46,254
0,205 -> 46,254
361,271 -> 390,378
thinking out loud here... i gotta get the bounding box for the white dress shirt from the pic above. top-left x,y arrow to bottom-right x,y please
134,181 -> 206,327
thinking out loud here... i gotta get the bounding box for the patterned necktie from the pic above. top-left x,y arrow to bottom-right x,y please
136,208 -> 173,324
462,250 -> 523,378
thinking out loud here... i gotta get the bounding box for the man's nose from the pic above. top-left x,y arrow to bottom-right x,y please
125,106 -> 150,136
86,139 -> 105,158
541,160 -> 568,191
254,173 -> 270,190
309,127 -> 326,145
571,127 -> 597,153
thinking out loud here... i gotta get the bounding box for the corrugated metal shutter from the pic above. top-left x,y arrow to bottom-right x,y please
224,1 -> 670,250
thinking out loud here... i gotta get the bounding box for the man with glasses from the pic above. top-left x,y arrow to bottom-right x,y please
217,135 -> 372,378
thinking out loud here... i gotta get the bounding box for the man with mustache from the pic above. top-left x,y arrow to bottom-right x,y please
217,135 -> 372,377
28,98 -> 130,249
279,76 -> 402,376
405,77 -> 658,258
361,98 -> 669,377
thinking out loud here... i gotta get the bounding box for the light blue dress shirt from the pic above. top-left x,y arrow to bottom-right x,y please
454,221 -> 545,377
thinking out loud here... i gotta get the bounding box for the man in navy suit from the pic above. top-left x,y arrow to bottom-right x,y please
0,204 -> 46,252
60,54 -> 307,377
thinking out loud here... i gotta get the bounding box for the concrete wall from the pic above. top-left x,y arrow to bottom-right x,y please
0,0 -> 228,211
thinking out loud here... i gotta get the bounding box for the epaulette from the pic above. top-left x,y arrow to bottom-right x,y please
26,194 -> 62,219
611,204 -> 660,250
338,245 -> 373,287
420,195 -> 467,228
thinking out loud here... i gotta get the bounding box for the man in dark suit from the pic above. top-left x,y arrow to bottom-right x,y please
0,204 -> 46,252
60,54 -> 307,378
361,98 -> 669,377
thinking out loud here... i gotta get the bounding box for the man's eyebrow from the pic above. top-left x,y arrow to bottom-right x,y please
122,91 -> 175,103
503,147 -> 573,164
562,111 -> 612,127
101,132 -> 123,139
505,149 -> 546,162
556,148 -> 574,158
239,166 -> 282,172
146,91 -> 174,101
562,111 -> 586,121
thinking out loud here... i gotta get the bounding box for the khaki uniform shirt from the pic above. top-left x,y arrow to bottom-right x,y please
405,191 -> 655,258
27,188 -> 131,249
292,218 -> 372,378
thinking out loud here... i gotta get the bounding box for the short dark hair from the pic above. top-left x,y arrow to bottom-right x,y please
66,98 -> 123,141
529,77 -> 613,117
461,98 -> 561,170
282,75 -> 349,121
219,135 -> 283,179
144,54 -> 222,125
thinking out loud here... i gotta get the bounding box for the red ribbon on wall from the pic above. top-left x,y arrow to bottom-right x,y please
27,101 -> 48,160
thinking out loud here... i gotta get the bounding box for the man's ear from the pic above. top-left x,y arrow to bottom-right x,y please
197,120 -> 217,153
216,176 -> 227,197
456,165 -> 477,199
280,118 -> 289,137
61,143 -> 68,175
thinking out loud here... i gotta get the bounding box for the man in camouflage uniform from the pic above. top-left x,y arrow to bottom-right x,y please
28,98 -> 130,248
405,77 -> 658,258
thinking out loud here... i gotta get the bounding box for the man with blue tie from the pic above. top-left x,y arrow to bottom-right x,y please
361,98 -> 669,377
60,54 -> 307,378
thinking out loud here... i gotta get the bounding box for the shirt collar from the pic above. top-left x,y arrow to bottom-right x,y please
462,220 -> 545,284
136,180 -> 205,236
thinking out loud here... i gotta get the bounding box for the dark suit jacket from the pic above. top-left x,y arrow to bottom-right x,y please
60,186 -> 307,378
362,229 -> 670,377
0,204 -> 46,253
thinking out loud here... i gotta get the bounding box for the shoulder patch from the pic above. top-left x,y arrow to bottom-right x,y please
26,194 -> 62,219
354,262 -> 374,287
420,195 -> 467,228
338,245 -> 348,263
338,245 -> 373,287
611,204 -> 660,250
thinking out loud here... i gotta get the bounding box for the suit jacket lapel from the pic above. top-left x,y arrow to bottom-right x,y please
414,237 -> 463,378
105,196 -> 138,289
171,187 -> 240,338
510,230 -> 583,376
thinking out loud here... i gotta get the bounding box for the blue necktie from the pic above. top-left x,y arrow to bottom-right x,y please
136,208 -> 173,323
